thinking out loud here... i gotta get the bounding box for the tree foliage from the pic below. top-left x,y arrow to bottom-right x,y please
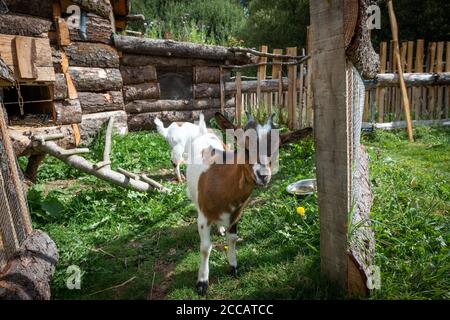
130,0 -> 246,45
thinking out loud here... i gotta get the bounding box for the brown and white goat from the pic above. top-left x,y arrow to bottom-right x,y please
186,112 -> 312,295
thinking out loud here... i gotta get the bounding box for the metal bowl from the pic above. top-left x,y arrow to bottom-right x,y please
286,179 -> 317,196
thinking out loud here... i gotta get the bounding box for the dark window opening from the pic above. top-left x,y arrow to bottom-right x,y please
1,85 -> 53,126
157,67 -> 193,100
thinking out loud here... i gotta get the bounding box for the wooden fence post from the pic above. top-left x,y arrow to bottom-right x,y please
436,42 -> 444,119
235,72 -> 242,126
272,48 -> 283,122
414,39 -> 424,119
377,42 -> 387,122
427,42 -> 437,119
257,45 -> 268,115
287,47 -> 297,130
306,26 -> 313,127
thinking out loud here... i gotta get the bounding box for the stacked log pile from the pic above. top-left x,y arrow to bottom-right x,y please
115,35 -> 244,131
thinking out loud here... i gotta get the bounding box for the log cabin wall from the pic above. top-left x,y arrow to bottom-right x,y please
0,0 -> 129,157
114,35 -> 252,131
120,53 -> 236,131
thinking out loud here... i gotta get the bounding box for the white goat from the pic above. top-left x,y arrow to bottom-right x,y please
154,114 -> 206,182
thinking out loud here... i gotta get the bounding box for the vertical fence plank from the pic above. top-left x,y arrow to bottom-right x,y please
446,41 -> 450,118
257,45 -> 268,115
306,26 -> 313,127
298,51 -> 305,129
272,48 -> 283,121
427,42 -> 437,118
287,47 -> 297,130
235,72 -> 242,126
436,42 -> 444,119
414,39 -> 424,119
377,42 -> 387,122
406,41 -> 414,119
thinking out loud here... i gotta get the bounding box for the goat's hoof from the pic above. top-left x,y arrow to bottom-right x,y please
196,281 -> 208,296
228,265 -> 238,277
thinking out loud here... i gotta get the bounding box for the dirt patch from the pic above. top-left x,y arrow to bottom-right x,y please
147,260 -> 176,300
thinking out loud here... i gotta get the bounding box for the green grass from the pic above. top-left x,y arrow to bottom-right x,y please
23,125 -> 449,300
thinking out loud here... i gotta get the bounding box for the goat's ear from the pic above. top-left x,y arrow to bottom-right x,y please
215,112 -> 236,131
279,127 -> 313,146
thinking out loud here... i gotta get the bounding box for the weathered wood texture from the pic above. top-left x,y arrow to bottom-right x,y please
128,107 -> 235,131
78,91 -> 125,114
68,67 -> 123,92
69,13 -> 113,44
120,54 -> 223,67
65,42 -> 119,68
0,35 -> 55,83
51,47 -> 63,73
0,57 -> 14,85
114,35 -> 252,63
193,66 -> 230,83
4,0 -> 53,19
123,83 -> 160,102
9,125 -> 76,156
311,0 -> 351,290
79,110 -> 128,146
365,72 -> 450,89
53,73 -> 68,100
71,0 -> 113,19
120,65 -> 157,85
126,98 -> 235,114
0,230 -> 58,300
53,99 -> 82,125
0,14 -> 53,38
193,79 -> 285,98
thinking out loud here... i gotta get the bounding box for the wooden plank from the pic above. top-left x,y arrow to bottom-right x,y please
363,90 -> 369,122
436,42 -> 444,118
287,47 -> 297,130
387,0 -> 414,141
72,123 -> 81,146
305,26 -> 313,127
427,42 -> 437,118
446,42 -> 450,118
377,42 -> 387,122
272,49 -> 283,118
235,72 -> 242,126
310,0 -> 350,291
257,45 -> 268,114
298,61 -> 305,128
65,72 -> 78,99
57,18 -> 71,47
406,41 -> 414,73
414,39 -> 424,119
14,36 -> 38,79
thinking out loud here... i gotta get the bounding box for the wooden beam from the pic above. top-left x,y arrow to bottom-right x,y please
287,47 -> 297,130
14,36 -> 38,79
387,0 -> 414,142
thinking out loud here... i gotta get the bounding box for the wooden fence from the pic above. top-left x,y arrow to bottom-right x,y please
223,36 -> 312,130
364,40 -> 450,123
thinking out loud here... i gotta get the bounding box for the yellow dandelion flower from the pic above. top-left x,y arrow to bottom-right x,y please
224,245 -> 229,251
296,206 -> 306,217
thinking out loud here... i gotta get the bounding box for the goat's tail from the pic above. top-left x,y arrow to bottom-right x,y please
198,113 -> 208,135
154,117 -> 168,138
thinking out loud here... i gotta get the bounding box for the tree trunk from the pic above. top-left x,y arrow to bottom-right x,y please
53,73 -> 68,100
4,0 -> 53,19
78,91 -> 125,114
128,107 -> 236,131
0,14 -> 53,38
123,83 -> 160,102
53,99 -> 82,125
114,35 -> 252,63
79,110 -> 128,146
69,13 -> 113,45
0,230 -> 58,300
71,0 -> 113,19
125,98 -> 235,114
193,66 -> 230,84
68,67 -> 123,92
65,42 -> 119,68
120,54 -> 224,67
120,65 -> 157,85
